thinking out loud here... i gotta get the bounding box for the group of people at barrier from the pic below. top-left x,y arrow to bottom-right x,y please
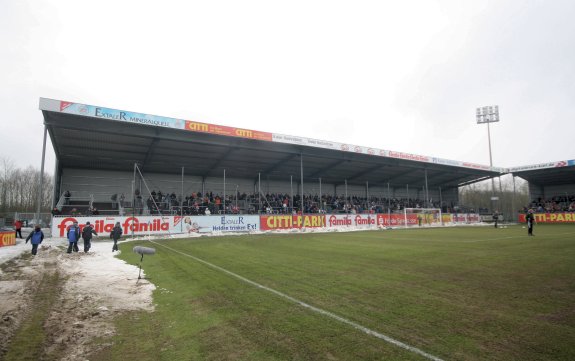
53,189 -> 465,217
21,220 -> 125,256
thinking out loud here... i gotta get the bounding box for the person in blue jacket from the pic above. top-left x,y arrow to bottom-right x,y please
25,224 -> 44,255
67,221 -> 80,253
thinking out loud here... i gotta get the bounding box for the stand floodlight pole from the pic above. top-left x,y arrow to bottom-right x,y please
477,105 -> 500,214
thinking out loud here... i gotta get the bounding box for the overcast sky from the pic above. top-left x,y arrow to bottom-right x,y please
1,0 -> 574,173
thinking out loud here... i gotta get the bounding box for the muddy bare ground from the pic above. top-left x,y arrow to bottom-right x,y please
0,240 -> 155,360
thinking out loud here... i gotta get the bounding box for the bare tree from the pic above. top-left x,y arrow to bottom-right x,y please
460,175 -> 529,222
0,157 -> 53,216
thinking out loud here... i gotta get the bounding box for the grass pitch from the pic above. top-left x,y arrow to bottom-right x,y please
93,224 -> 575,360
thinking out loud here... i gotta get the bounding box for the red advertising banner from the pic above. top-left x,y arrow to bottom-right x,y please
52,216 -> 172,237
260,215 -> 326,230
185,121 -> 273,141
518,213 -> 575,223
0,231 -> 16,247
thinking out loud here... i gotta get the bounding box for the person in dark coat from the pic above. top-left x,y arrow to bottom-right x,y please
110,222 -> 123,252
81,221 -> 98,253
526,209 -> 535,236
492,211 -> 499,228
67,221 -> 80,253
25,224 -> 44,255
64,190 -> 71,205
14,219 -> 23,238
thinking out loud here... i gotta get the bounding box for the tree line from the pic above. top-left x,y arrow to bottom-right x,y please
0,157 -> 53,217
459,174 -> 529,222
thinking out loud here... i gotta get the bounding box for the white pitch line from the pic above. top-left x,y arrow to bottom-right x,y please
463,235 -> 522,243
149,240 -> 444,361
463,231 -> 575,243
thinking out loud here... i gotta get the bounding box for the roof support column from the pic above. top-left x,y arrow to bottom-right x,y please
425,168 -> 429,208
319,177 -> 322,212
290,175 -> 293,214
406,184 -> 409,208
345,179 -> 348,214
387,182 -> 391,216
202,177 -> 206,197
439,186 -> 443,212
300,153 -> 304,213
512,175 -> 517,222
181,167 -> 184,227
366,181 -> 369,211
35,125 -> 48,226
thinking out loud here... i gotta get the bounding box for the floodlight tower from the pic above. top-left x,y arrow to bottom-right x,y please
476,105 -> 500,212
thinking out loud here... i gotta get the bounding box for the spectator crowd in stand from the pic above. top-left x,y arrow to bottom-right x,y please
54,188 -> 460,216
522,195 -> 575,213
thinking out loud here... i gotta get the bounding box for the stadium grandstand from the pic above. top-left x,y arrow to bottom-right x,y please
510,160 -> 575,222
36,98 -> 574,234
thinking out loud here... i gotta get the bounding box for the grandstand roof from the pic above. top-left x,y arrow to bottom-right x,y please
510,160 -> 575,186
40,98 -> 502,190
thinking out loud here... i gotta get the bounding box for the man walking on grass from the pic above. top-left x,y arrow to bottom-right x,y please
81,221 -> 98,252
526,209 -> 535,236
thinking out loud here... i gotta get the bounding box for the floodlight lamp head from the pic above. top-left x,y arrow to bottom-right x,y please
476,105 -> 500,124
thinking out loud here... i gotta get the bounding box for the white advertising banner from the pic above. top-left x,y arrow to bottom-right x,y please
325,214 -> 378,229
180,215 -> 260,234
51,215 -> 260,237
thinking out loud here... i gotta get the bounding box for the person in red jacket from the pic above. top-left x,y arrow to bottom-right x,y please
14,219 -> 23,239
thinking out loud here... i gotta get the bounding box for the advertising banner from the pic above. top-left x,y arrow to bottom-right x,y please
51,215 -> 260,237
509,160 -> 575,172
325,214 -> 378,229
467,214 -> 480,223
177,215 -> 260,233
185,121 -> 272,141
52,216 -> 174,237
0,231 -> 16,247
518,213 -> 575,223
375,214 -> 417,226
54,100 -> 187,130
260,215 -> 326,230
